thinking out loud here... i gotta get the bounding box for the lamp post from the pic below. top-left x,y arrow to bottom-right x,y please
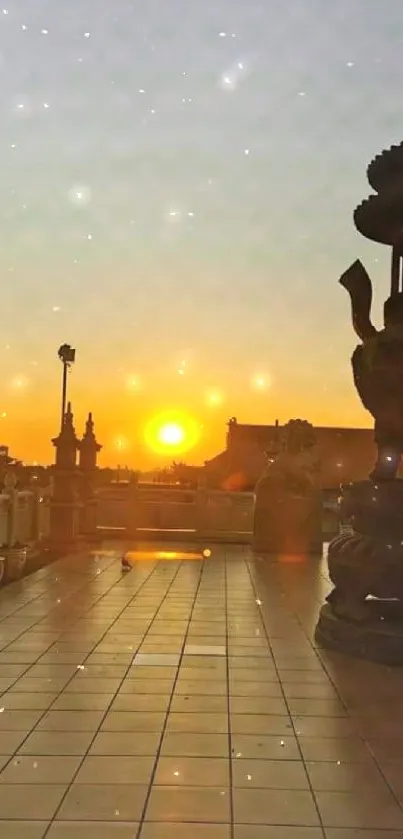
58,344 -> 75,431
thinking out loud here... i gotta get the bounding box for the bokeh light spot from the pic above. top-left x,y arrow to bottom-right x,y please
68,185 -> 91,206
206,389 -> 224,407
125,374 -> 141,392
10,375 -> 28,391
251,373 -> 272,392
114,436 -> 129,452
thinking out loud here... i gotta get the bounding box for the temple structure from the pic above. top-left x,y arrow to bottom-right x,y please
204,417 -> 375,490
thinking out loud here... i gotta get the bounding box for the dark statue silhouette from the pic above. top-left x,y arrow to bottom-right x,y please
316,142 -> 403,662
341,260 -> 403,480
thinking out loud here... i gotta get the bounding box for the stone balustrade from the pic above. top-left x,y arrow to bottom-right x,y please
96,485 -> 340,542
0,484 -> 341,586
0,488 -> 51,547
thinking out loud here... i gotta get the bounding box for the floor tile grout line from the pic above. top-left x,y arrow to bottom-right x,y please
288,587 -> 403,812
224,547 -> 235,839
41,556 -> 182,835
0,553 -> 157,668
248,555 -> 403,814
0,550 -> 120,625
0,552 -> 142,676
245,554 -> 327,839
5,547 -> 403,829
0,558 -> 69,623
248,557 -> 354,702
0,553 -> 124,678
0,587 -> 53,624
135,557 -> 206,838
0,557 -> 130,711
0,551 -> 159,787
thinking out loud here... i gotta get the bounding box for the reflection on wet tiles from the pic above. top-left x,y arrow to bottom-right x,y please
124,550 -> 204,562
0,542 -> 401,833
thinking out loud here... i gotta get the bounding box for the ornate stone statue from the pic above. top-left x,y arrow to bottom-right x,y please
253,419 -> 322,554
316,142 -> 403,662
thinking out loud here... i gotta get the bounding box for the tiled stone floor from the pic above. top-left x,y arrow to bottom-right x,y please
0,543 -> 403,837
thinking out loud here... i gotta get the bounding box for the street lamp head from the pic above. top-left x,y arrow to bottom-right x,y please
58,344 -> 76,365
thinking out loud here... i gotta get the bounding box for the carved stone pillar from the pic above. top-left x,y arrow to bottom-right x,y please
78,412 -> 102,538
49,402 -> 81,546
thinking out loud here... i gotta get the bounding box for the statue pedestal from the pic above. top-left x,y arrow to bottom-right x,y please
254,491 -> 322,554
316,601 -> 403,666
316,479 -> 403,664
49,500 -> 81,549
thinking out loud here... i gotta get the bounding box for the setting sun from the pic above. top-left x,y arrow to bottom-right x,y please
144,410 -> 201,456
158,422 -> 184,446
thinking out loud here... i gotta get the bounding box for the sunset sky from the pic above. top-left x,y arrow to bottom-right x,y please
0,0 -> 402,467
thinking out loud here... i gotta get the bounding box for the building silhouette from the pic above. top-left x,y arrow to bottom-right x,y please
204,417 -> 376,491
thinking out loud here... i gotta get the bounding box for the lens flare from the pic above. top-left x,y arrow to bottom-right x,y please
114,436 -> 129,451
10,375 -> 28,391
125,374 -> 141,392
251,373 -> 272,391
144,410 -> 201,455
206,389 -> 224,407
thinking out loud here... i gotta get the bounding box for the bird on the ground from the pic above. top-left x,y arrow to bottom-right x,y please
121,555 -> 131,572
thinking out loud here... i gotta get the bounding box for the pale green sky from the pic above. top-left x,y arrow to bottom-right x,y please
0,0 -> 401,465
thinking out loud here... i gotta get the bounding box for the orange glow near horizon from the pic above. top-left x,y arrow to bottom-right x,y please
143,410 -> 201,457
0,367 -> 373,469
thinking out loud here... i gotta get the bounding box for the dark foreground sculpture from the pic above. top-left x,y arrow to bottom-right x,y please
253,419 -> 322,554
316,142 -> 403,664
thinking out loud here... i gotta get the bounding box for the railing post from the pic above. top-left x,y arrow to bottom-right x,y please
40,491 -> 51,541
0,496 -> 8,546
127,483 -> 139,539
30,488 -> 41,543
6,488 -> 17,548
196,488 -> 207,539
3,472 -> 17,548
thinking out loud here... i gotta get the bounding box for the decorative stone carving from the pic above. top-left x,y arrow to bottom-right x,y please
316,142 -> 403,663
